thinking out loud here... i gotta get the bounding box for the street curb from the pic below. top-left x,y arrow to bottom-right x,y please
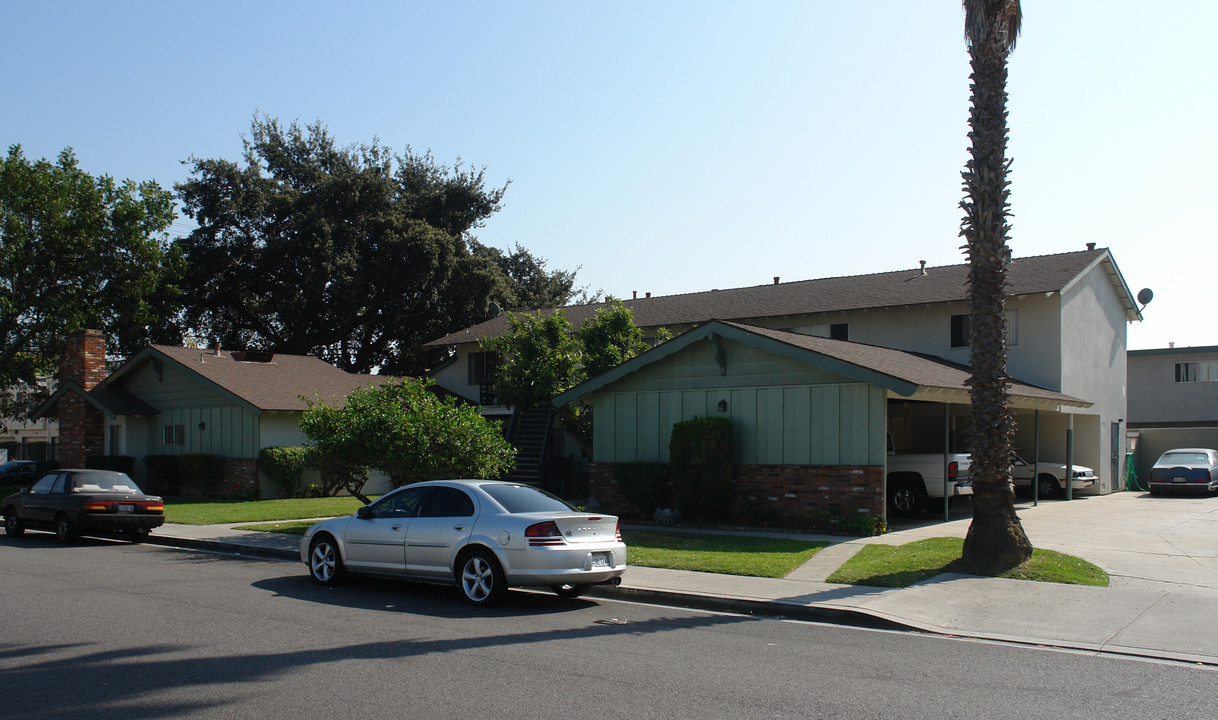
146,534 -> 298,562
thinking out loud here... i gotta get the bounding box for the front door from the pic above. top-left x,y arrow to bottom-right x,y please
343,487 -> 430,573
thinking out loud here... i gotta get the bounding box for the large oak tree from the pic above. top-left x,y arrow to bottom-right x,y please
175,115 -> 576,376
0,145 -> 182,415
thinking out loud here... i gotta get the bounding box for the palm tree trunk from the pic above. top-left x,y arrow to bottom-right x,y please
959,0 -> 1032,573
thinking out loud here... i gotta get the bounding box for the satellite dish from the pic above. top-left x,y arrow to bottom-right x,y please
488,301 -> 502,318
1136,288 -> 1153,310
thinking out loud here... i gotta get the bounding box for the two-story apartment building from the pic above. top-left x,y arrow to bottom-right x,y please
426,248 -> 1142,523
1127,345 -> 1218,484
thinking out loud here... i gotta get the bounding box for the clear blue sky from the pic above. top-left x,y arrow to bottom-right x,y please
4,1 -> 1214,350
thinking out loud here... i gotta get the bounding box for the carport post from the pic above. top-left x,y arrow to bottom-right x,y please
1065,414 -> 1075,501
943,403 -> 950,522
1032,410 -> 1040,506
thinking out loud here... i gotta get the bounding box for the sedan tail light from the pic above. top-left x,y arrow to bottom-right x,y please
525,520 -> 565,546
83,501 -> 111,511
615,520 -> 622,542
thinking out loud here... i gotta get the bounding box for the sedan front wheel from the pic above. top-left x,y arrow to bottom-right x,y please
4,511 -> 23,537
309,535 -> 345,585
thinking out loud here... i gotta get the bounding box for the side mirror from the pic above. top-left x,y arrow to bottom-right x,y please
356,505 -> 374,520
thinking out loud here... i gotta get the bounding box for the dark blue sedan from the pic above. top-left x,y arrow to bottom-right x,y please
1148,448 -> 1218,495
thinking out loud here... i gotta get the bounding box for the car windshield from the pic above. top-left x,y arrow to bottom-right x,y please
1159,452 -> 1210,466
479,483 -> 574,514
71,473 -> 143,494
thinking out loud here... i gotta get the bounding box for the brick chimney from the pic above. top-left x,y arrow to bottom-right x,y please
58,329 -> 107,467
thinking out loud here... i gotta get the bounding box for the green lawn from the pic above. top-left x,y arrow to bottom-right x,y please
625,529 -> 827,578
826,537 -> 1109,588
164,496 -> 369,525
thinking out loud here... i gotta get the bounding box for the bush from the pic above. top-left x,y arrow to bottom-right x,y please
834,513 -> 887,537
259,446 -> 310,498
669,416 -> 735,523
612,462 -> 671,519
177,453 -> 223,497
86,455 -> 135,475
143,455 -> 180,495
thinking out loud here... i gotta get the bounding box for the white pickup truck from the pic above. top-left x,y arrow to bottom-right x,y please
886,434 -> 973,517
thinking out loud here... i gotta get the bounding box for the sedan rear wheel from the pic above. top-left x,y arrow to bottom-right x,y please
4,511 -> 24,537
55,514 -> 76,544
309,535 -> 345,585
458,548 -> 506,606
551,583 -> 590,599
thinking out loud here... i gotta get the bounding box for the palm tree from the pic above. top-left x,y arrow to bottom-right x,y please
959,0 -> 1032,573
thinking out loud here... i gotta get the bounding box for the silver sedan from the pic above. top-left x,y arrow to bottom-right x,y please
300,479 -> 627,605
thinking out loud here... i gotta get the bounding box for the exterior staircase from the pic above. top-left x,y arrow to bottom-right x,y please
503,406 -> 552,486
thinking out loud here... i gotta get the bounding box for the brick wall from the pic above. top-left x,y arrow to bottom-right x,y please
589,462 -> 885,532
58,330 -> 107,468
221,458 -> 260,499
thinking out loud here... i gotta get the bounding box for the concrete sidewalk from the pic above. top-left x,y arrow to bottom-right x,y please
147,491 -> 1218,666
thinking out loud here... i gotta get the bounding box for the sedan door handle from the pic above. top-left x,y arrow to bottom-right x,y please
453,524 -> 465,531
391,525 -> 402,531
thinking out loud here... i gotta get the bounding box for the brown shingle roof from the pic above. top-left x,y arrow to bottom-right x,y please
426,248 -> 1122,348
131,346 -> 397,411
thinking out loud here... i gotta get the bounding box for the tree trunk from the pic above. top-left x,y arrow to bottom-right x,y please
959,1 -> 1032,574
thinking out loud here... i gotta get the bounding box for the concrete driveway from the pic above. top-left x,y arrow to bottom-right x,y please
879,491 -> 1218,597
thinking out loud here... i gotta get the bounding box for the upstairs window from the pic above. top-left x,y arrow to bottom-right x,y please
810,323 -> 849,340
1176,362 -> 1218,382
950,310 -> 1017,349
467,351 -> 499,385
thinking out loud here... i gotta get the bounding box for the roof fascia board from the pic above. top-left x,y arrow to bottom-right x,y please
1059,251 -> 1142,322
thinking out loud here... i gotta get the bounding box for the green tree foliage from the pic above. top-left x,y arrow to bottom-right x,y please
0,145 -> 183,414
472,241 -> 583,312
299,378 -> 515,501
669,416 -> 735,523
489,300 -> 661,448
958,0 -> 1033,573
174,115 -> 579,376
488,310 -> 583,410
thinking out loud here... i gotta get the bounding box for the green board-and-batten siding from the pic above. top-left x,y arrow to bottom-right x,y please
588,337 -> 886,466
123,360 -> 260,458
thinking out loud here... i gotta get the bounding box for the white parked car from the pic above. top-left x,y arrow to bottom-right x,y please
301,479 -> 627,605
1010,453 -> 1097,499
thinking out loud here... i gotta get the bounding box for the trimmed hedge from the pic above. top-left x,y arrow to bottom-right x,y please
612,461 -> 671,519
259,446 -> 311,498
669,416 -> 735,523
143,455 -> 181,495
178,453 -> 223,497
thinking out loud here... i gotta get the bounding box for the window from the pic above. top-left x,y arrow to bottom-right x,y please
950,311 -> 1017,348
467,351 -> 499,385
163,424 -> 185,446
809,323 -> 848,341
950,314 -> 970,348
371,487 -> 428,518
419,487 -> 475,517
1175,362 -> 1218,383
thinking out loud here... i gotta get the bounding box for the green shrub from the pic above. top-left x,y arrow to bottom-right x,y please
143,455 -> 180,495
259,446 -> 310,498
669,416 -> 735,523
612,461 -> 671,519
177,453 -> 223,497
86,455 -> 136,475
834,513 -> 887,537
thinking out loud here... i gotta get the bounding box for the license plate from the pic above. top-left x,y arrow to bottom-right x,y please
590,552 -> 610,569
118,504 -> 135,513
1173,476 -> 1187,484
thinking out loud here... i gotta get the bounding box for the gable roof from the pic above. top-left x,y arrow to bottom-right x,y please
106,345 -> 398,413
426,248 -> 1140,348
31,379 -> 159,421
552,320 -> 1090,411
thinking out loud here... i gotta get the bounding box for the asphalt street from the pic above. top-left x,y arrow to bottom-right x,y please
2,538 -> 1215,720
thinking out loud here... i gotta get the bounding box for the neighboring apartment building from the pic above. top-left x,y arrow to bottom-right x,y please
426,247 -> 1143,503
1127,345 -> 1218,483
0,379 -> 58,462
